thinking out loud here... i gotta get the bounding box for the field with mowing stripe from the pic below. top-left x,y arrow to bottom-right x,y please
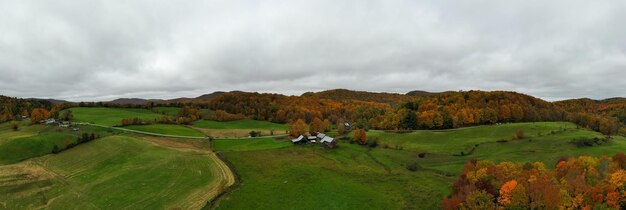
193,119 -> 288,130
214,122 -> 626,209
192,119 -> 289,138
213,138 -> 291,152
124,124 -> 205,137
0,135 -> 222,209
64,107 -> 163,126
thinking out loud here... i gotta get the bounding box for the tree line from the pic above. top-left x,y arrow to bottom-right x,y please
208,91 -> 624,135
442,154 -> 626,209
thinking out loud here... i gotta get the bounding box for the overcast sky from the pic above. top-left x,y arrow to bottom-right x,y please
1,0 -> 625,101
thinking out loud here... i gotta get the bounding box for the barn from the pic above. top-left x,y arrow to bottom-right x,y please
291,135 -> 307,144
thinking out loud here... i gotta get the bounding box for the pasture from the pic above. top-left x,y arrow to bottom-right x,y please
213,138 -> 291,152
124,124 -> 205,137
152,106 -> 181,116
192,119 -> 288,130
0,135 -> 225,209
192,119 -> 288,138
63,107 -> 163,126
213,122 -> 626,209
0,124 -> 78,165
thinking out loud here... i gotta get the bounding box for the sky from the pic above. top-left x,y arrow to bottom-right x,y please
1,0 -> 625,102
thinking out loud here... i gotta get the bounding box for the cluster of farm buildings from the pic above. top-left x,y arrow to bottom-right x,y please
43,118 -> 79,131
291,133 -> 337,148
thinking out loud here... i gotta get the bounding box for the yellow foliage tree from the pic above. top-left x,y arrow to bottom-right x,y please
289,119 -> 307,137
353,129 -> 367,145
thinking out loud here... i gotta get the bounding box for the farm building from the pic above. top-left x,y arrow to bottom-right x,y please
291,133 -> 337,148
291,135 -> 307,144
320,136 -> 337,148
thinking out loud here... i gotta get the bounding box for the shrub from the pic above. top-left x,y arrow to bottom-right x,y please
570,137 -> 609,147
249,131 -> 261,137
52,145 -> 60,154
496,139 -> 508,143
513,129 -> 524,140
367,137 -> 380,148
406,162 -> 420,172
418,153 -> 426,158
11,124 -> 18,131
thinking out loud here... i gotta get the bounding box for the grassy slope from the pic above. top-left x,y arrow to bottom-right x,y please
65,107 -> 163,126
192,119 -> 288,130
217,143 -> 453,210
215,122 -> 626,209
0,124 -> 78,165
124,124 -> 205,137
0,135 -> 218,209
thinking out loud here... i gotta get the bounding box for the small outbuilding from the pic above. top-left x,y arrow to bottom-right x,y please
291,135 -> 307,144
320,136 -> 337,148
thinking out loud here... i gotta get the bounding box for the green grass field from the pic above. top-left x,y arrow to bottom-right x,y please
214,122 -> 626,209
64,107 -> 163,126
2,120 -> 625,210
124,124 -> 205,137
192,119 -> 288,130
0,135 -> 220,209
213,138 -> 291,152
152,107 -> 181,116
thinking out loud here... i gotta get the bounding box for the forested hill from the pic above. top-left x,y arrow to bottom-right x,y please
0,95 -> 52,123
555,98 -> 626,126
301,89 -> 413,104
208,90 -> 624,135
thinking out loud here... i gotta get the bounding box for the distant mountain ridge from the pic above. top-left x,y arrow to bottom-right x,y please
12,89 -> 626,105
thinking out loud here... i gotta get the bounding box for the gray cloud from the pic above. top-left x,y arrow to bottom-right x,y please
1,0 -> 625,101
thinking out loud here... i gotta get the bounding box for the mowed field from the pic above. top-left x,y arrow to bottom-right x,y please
0,135 -> 229,210
192,119 -> 289,138
124,124 -> 205,137
151,107 -> 181,116
214,122 -> 626,209
63,107 -> 163,126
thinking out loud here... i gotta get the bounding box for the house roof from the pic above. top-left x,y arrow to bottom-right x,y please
320,136 -> 334,143
291,135 -> 304,143
316,133 -> 326,139
307,136 -> 317,139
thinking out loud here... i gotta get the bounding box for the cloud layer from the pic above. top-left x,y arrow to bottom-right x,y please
1,0 -> 625,101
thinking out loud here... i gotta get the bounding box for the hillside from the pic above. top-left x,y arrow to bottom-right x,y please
0,135 -> 231,209
303,89 -> 414,104
207,90 -> 624,135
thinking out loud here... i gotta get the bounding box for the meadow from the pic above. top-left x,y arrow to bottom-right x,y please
151,106 -> 181,116
192,119 -> 289,138
124,124 -> 205,137
63,107 -> 163,126
192,119 -> 288,130
212,138 -> 291,152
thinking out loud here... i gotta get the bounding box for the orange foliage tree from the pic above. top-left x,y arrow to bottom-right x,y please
30,108 -> 50,123
353,129 -> 367,145
443,155 -> 626,210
